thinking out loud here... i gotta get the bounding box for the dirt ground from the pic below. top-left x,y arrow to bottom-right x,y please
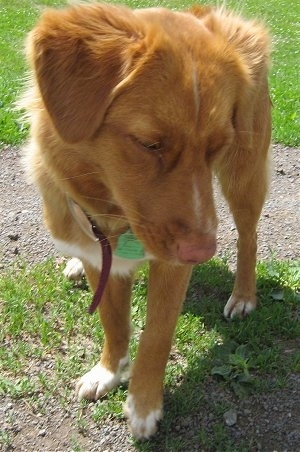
0,144 -> 299,451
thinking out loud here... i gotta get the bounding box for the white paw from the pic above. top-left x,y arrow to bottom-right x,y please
224,295 -> 256,319
63,258 -> 85,280
76,357 -> 129,401
124,394 -> 163,439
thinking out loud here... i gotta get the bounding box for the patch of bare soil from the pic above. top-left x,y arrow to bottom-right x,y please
0,144 -> 299,451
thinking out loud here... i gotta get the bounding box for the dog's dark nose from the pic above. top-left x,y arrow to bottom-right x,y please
176,236 -> 216,264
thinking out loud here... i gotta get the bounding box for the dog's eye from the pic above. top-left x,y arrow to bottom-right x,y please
131,137 -> 163,154
131,135 -> 164,156
143,141 -> 163,152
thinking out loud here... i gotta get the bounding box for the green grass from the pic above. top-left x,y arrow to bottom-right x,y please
1,257 -> 299,449
0,1 -> 66,146
0,0 -> 299,146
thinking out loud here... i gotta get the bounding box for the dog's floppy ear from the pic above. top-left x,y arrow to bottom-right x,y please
190,8 -> 271,147
224,14 -> 271,147
218,11 -> 271,148
26,4 -> 145,143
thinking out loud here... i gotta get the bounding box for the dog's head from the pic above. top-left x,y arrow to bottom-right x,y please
26,3 -> 270,264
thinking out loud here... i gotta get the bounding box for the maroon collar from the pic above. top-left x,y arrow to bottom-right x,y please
87,217 -> 112,314
67,198 -> 112,314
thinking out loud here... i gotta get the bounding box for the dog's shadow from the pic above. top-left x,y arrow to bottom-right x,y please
132,258 -> 294,450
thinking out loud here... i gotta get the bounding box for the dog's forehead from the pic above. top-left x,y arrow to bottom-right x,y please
106,8 -> 239,139
110,66 -> 200,139
130,9 -> 236,117
114,64 -> 229,139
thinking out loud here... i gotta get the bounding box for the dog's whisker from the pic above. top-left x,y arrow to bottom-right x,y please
81,195 -> 117,204
93,213 -> 128,221
68,194 -> 148,226
78,195 -> 149,224
92,214 -> 147,231
59,171 -> 102,181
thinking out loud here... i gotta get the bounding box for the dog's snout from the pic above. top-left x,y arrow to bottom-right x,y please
176,236 -> 216,264
163,217 -> 217,264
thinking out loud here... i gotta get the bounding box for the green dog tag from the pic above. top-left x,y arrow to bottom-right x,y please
114,230 -> 145,259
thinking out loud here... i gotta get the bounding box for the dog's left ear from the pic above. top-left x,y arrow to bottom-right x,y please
190,8 -> 271,148
230,18 -> 271,148
26,4 -> 146,143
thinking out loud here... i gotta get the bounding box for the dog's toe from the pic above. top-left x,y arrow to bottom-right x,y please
76,363 -> 121,401
224,294 -> 256,319
124,394 -> 163,440
63,258 -> 85,280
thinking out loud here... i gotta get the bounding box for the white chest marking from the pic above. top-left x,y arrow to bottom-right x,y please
53,238 -> 150,276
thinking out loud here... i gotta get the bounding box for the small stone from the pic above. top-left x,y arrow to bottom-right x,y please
4,402 -> 13,412
287,430 -> 300,442
38,428 -> 47,437
224,409 -> 237,426
8,232 -> 20,241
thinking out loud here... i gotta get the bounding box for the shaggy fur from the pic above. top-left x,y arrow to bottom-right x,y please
23,3 -> 271,439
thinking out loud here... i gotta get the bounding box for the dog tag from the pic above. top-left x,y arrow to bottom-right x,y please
114,230 -> 145,259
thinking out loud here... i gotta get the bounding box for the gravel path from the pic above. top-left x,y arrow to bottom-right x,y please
0,144 -> 299,451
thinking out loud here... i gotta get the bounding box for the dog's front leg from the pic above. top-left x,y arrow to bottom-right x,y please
220,161 -> 269,318
76,263 -> 132,401
124,261 -> 192,439
224,213 -> 259,318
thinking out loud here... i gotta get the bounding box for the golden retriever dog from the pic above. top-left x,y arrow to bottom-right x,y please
23,2 -> 271,439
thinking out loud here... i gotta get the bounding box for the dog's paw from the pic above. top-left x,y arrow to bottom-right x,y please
63,258 -> 85,280
76,357 -> 130,401
224,294 -> 256,319
76,363 -> 122,401
124,394 -> 163,440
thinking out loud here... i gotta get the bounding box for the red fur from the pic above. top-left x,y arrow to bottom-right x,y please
23,3 -> 271,438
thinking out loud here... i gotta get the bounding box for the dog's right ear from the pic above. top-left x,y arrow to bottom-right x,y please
26,4 -> 145,143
